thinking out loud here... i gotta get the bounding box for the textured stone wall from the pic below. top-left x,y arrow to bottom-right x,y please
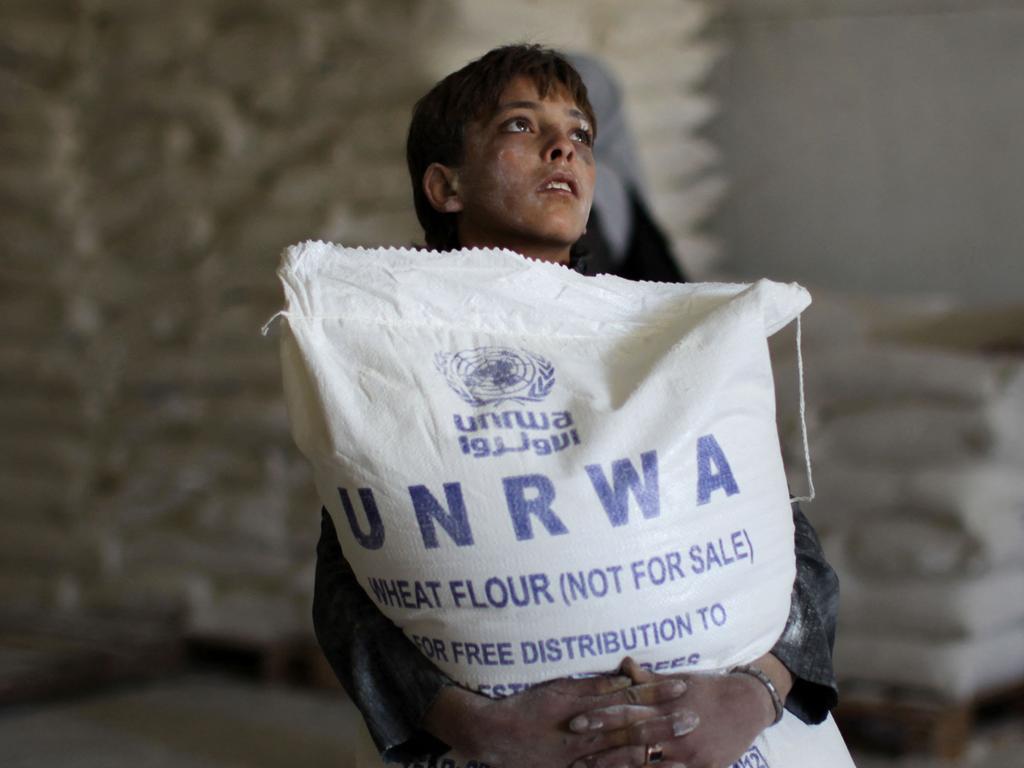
1,0 -> 722,641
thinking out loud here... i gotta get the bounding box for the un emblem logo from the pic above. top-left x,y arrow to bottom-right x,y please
435,347 -> 555,407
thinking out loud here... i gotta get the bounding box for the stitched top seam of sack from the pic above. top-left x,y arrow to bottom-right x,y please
279,312 -> 661,339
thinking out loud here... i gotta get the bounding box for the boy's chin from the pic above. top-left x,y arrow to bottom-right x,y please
524,225 -> 588,252
459,220 -> 585,260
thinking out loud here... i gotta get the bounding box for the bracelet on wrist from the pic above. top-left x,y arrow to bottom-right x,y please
729,664 -> 785,725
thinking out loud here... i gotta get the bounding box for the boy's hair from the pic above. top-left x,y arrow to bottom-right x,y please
407,44 -> 596,251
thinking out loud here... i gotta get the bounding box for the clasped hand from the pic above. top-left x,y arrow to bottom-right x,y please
431,658 -> 780,768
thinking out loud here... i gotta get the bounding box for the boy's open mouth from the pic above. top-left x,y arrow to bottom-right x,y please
537,172 -> 578,197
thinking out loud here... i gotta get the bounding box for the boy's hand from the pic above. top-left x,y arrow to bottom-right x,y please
568,656 -> 792,768
423,673 -> 693,768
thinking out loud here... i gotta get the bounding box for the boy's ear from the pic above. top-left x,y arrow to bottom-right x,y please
423,163 -> 464,213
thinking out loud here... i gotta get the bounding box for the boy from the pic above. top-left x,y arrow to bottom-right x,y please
314,45 -> 838,767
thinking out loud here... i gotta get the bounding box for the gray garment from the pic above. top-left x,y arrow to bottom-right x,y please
567,53 -> 648,266
313,499 -> 839,764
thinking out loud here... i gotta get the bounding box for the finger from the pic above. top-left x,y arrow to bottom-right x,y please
619,679 -> 688,706
569,744 -> 687,768
627,712 -> 700,745
568,704 -> 660,733
548,674 -> 632,698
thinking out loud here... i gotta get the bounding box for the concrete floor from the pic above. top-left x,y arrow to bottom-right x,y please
2,674 -> 1022,768
1,675 -> 364,768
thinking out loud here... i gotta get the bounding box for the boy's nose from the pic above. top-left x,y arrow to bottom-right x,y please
544,133 -> 575,164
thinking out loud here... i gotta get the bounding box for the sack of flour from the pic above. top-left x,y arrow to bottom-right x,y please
274,242 -> 852,768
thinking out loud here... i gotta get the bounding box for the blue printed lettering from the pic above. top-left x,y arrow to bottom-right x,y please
367,577 -> 442,609
410,634 -> 449,662
512,411 -> 549,430
451,640 -> 515,667
689,531 -> 751,574
550,433 -> 570,452
450,410 -> 579,459
475,682 -> 530,698
585,450 -> 661,527
564,566 -> 624,601
409,483 -> 475,549
483,574 -> 553,608
696,434 -> 739,505
696,602 -> 728,630
732,745 -> 770,768
453,414 -> 478,432
338,487 -> 385,550
502,474 -> 569,540
630,551 -> 686,589
449,574 -> 554,608
479,412 -> 503,429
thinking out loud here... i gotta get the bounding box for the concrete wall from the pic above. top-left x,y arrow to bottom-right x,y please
710,0 -> 1024,303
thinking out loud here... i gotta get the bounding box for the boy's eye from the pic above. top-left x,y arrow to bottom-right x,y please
503,117 -> 532,133
571,127 -> 593,146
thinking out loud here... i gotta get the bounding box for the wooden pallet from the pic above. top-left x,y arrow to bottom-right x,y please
0,608 -> 186,707
297,639 -> 344,690
186,631 -> 303,682
184,632 -> 342,690
834,679 -> 1024,758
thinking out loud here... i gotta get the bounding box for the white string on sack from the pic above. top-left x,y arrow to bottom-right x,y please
791,313 -> 816,503
260,310 -> 287,337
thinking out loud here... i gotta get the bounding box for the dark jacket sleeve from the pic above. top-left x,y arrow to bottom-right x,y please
313,508 -> 452,763
770,501 -> 840,723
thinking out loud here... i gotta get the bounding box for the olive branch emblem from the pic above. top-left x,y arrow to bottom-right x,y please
527,358 -> 555,400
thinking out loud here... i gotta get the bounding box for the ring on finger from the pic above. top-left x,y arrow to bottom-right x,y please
644,743 -> 664,765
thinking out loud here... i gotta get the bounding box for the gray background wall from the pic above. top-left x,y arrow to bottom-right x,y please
710,0 -> 1024,303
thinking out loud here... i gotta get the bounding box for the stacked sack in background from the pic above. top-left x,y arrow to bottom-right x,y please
0,0 -> 723,653
774,297 -> 1024,701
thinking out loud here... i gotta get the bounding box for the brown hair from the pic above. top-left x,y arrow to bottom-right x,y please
406,44 -> 596,250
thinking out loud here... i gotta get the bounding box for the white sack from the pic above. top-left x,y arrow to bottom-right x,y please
797,399 -> 1024,468
277,243 -> 852,767
798,343 -> 1021,407
835,621 -> 1024,700
796,463 -> 1024,573
839,562 -> 1024,637
844,516 -> 1024,579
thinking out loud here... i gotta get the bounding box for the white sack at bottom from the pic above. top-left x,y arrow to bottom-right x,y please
276,243 -> 852,768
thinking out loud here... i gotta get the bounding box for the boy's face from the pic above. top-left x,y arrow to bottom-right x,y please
439,76 -> 596,263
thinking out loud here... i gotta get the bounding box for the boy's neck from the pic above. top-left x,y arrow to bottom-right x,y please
458,232 -> 571,266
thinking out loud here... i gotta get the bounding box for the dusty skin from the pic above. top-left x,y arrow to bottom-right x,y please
422,75 -> 596,266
